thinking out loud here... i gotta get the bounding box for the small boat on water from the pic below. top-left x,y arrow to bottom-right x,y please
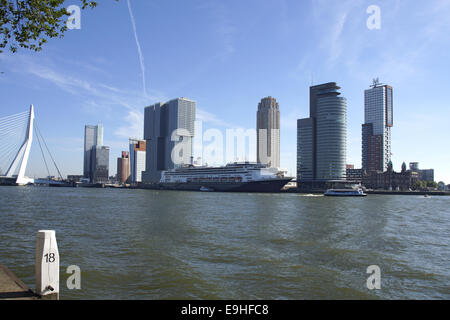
324,189 -> 367,197
199,186 -> 214,192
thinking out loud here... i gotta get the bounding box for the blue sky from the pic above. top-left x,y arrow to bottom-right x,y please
1,0 -> 450,182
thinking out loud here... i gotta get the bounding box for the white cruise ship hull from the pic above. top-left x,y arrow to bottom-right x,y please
159,178 -> 292,193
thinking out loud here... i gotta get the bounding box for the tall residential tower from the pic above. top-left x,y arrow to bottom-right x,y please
297,82 -> 347,183
257,96 -> 280,168
362,79 -> 393,172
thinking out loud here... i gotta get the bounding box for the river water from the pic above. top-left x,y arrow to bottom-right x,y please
0,186 -> 449,299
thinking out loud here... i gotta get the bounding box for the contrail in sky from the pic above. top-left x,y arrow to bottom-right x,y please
127,0 -> 147,97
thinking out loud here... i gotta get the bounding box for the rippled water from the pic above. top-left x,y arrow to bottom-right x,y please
0,186 -> 449,299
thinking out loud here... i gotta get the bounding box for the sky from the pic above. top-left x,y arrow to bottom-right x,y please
1,0 -> 450,182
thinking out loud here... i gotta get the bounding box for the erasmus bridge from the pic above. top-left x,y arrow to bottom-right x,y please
0,105 -> 63,186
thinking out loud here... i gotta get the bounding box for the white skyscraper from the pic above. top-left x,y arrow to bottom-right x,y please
129,138 -> 146,183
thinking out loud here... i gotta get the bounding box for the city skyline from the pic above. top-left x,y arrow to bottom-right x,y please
1,1 -> 449,182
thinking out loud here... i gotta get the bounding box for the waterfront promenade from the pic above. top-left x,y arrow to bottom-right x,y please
0,264 -> 36,300
366,190 -> 450,196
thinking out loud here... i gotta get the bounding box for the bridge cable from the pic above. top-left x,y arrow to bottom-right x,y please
0,117 -> 28,136
34,124 -> 51,179
0,112 -> 29,125
0,111 -> 29,175
34,121 -> 64,180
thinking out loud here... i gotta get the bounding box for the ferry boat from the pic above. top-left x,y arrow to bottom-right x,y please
159,162 -> 292,192
324,188 -> 367,197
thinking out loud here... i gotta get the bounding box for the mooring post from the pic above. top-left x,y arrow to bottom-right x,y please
35,230 -> 60,300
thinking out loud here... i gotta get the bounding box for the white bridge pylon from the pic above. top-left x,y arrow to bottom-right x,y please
3,105 -> 35,185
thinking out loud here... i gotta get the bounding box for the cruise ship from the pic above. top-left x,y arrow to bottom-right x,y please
159,162 -> 293,192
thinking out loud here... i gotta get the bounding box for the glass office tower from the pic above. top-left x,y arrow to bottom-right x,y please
84,124 -> 103,180
297,82 -> 347,182
362,80 -> 393,172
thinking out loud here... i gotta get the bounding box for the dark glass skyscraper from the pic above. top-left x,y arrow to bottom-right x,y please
297,82 -> 347,182
84,124 -> 103,181
92,145 -> 110,183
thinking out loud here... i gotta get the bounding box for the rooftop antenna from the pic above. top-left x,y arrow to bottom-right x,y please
370,77 -> 383,88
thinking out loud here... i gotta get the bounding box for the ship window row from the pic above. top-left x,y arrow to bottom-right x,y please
165,171 -> 253,176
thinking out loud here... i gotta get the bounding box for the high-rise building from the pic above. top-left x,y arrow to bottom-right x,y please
257,96 -> 280,168
419,169 -> 434,182
84,124 -> 103,180
409,162 -> 419,171
129,138 -> 146,183
117,151 -> 130,184
409,162 -> 435,182
142,98 -> 196,183
362,79 -> 393,172
297,82 -> 347,183
92,145 -> 110,183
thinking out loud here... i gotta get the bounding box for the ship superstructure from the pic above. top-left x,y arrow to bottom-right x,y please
159,162 -> 292,192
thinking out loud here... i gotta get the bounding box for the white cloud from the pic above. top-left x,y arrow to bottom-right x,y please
115,110 -> 144,140
127,0 -> 148,97
327,11 -> 348,64
199,0 -> 236,60
196,108 -> 235,128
